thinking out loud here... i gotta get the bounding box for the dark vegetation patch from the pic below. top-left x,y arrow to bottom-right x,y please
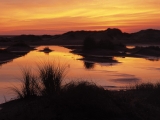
0,42 -> 33,66
0,49 -> 18,62
134,46 -> 160,56
12,35 -> 42,42
82,37 -> 126,51
70,37 -> 127,64
69,36 -> 160,61
7,42 -> 35,51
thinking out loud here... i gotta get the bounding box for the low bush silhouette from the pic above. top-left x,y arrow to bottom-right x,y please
83,37 -> 96,50
98,39 -> 115,50
82,37 -> 126,51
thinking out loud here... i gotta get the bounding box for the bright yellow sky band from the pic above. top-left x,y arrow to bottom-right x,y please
0,0 -> 160,35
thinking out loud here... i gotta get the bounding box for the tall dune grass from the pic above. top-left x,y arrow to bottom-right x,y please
38,61 -> 67,96
11,68 -> 40,99
11,61 -> 67,99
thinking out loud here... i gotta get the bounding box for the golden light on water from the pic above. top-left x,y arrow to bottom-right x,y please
1,46 -> 160,103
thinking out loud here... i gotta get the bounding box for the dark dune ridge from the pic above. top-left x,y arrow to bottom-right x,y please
1,28 -> 160,46
6,42 -> 35,51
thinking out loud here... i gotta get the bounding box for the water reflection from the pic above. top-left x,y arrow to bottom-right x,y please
111,77 -> 140,84
80,56 -> 119,64
83,61 -> 95,69
1,46 -> 160,103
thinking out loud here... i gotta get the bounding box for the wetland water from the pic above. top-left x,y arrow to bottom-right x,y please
0,45 -> 160,103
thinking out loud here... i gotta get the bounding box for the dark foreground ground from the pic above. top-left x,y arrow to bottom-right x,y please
0,82 -> 160,120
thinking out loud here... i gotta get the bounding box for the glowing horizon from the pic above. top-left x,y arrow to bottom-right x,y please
0,0 -> 160,35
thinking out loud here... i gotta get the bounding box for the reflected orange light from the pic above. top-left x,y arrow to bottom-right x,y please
1,46 -> 160,97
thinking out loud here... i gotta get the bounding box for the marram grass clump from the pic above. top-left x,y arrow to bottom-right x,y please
38,61 -> 67,96
11,61 -> 67,99
11,68 -> 40,99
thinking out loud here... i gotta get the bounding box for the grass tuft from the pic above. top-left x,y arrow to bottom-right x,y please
11,61 -> 67,99
11,68 -> 40,99
38,61 -> 67,96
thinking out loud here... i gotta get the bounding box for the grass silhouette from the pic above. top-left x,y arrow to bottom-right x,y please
11,68 -> 40,99
11,61 -> 67,99
38,61 -> 67,96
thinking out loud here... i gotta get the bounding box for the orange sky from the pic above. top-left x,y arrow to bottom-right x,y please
0,0 -> 160,35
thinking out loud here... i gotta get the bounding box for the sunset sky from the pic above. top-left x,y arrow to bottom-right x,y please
0,0 -> 160,35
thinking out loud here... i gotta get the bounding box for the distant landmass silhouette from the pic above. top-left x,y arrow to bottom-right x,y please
51,28 -> 160,44
0,28 -> 160,44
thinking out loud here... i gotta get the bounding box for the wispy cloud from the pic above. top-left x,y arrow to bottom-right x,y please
0,0 -> 160,34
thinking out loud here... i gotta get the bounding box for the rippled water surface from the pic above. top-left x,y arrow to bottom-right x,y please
0,45 -> 160,103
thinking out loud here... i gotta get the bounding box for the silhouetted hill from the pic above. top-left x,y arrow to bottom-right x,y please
54,28 -> 160,44
1,28 -> 160,45
7,42 -> 35,51
12,35 -> 42,42
130,29 -> 160,43
54,28 -> 129,42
